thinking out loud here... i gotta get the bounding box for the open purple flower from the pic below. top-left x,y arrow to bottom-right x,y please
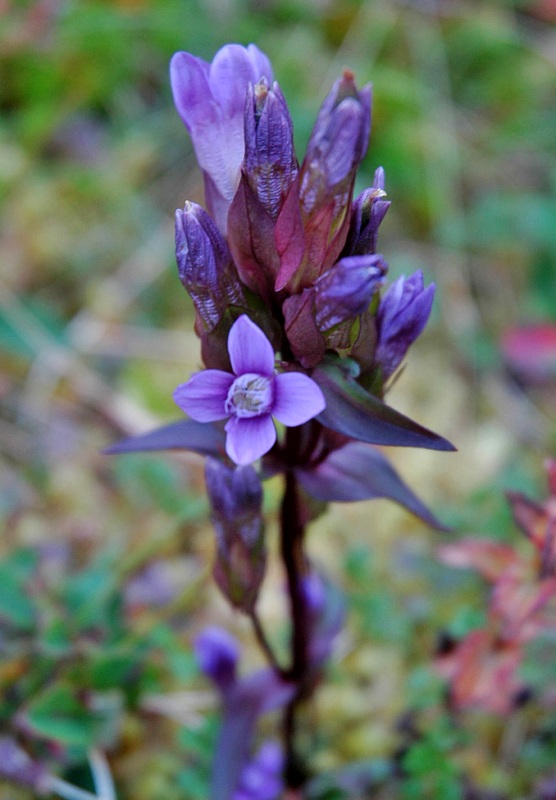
173,315 -> 325,465
170,44 -> 273,232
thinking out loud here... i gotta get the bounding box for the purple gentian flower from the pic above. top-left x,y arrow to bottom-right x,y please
194,627 -> 294,800
170,44 -> 273,232
233,741 -> 284,800
173,315 -> 326,465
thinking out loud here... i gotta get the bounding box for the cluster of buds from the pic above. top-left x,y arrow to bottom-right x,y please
168,43 -> 447,469
436,459 -> 556,714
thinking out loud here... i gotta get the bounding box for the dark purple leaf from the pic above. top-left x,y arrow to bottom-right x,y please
296,442 -> 449,529
104,420 -> 226,458
313,359 -> 456,451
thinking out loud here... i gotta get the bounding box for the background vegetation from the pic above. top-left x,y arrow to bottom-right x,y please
1,0 -> 555,797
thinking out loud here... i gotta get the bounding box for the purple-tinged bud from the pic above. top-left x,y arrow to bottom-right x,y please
244,79 -> 298,220
343,167 -> 391,257
314,254 -> 387,331
375,270 -> 435,380
227,78 -> 296,300
175,201 -> 246,331
0,737 -> 51,793
301,72 -> 371,210
275,71 -> 372,292
205,458 -> 266,612
194,626 -> 239,696
170,44 -> 273,232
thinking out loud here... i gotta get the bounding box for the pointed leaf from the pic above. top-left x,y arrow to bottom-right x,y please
313,359 -> 455,451
296,442 -> 448,529
104,420 -> 226,458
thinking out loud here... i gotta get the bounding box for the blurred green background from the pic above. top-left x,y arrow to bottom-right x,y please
1,1 -> 556,798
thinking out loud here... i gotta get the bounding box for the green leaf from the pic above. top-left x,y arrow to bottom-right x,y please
0,553 -> 37,630
23,683 -> 97,748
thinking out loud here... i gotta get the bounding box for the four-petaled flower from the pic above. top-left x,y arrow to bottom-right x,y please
173,315 -> 326,465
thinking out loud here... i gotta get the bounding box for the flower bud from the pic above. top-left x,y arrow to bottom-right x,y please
314,254 -> 387,331
175,202 -> 245,331
343,167 -> 391,256
275,70 -> 372,292
244,79 -> 298,220
226,78 -> 297,300
205,458 -> 266,611
302,71 -> 371,208
170,44 -> 273,232
194,626 -> 239,695
375,270 -> 435,380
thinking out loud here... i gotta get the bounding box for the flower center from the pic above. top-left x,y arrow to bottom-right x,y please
225,373 -> 273,419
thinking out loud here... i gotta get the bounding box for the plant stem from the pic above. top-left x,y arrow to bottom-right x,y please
249,608 -> 282,673
280,428 -> 311,787
89,749 -> 116,800
47,777 -> 100,800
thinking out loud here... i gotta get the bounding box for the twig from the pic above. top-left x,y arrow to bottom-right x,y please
249,608 -> 283,673
47,777 -> 99,800
88,749 -> 116,800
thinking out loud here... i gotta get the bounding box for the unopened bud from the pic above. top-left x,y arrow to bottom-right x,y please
314,254 -> 387,331
375,270 -> 435,380
205,459 -> 266,611
343,167 -> 391,256
275,71 -> 372,292
302,70 -> 371,207
194,626 -> 239,695
244,79 -> 298,220
175,202 -> 246,330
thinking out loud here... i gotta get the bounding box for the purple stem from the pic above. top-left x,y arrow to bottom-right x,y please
280,427 -> 311,787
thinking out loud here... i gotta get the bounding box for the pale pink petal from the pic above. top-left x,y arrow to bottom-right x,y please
225,415 -> 276,465
228,315 -> 275,377
174,370 -> 233,422
273,372 -> 326,426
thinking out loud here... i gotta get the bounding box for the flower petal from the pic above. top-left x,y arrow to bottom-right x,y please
272,372 -> 326,426
210,44 -> 270,117
174,370 -> 233,422
228,315 -> 275,377
169,52 -> 214,131
225,415 -> 276,465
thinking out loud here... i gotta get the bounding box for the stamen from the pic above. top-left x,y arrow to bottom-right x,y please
225,374 -> 273,419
